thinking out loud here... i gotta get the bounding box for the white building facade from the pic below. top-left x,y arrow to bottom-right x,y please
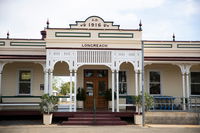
0,16 -> 199,112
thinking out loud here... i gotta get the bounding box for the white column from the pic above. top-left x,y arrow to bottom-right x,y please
0,70 -> 2,97
116,70 -> 119,112
139,70 -> 142,94
0,63 -> 4,97
49,69 -> 53,95
186,73 -> 190,98
112,70 -> 115,112
186,72 -> 190,110
74,70 -> 77,112
185,65 -> 191,110
69,70 -> 73,112
135,70 -> 138,96
182,73 -> 186,110
44,69 -> 49,94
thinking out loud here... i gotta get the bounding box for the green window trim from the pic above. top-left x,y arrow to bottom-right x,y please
10,42 -> 46,46
98,33 -> 134,38
144,44 -> 172,48
0,41 -> 5,46
55,32 -> 91,37
177,44 -> 200,48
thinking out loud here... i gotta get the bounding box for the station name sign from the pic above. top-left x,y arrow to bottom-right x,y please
82,44 -> 108,48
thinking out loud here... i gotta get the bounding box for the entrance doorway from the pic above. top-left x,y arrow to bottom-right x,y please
84,69 -> 108,110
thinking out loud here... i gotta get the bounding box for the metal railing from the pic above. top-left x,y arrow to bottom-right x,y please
151,96 -> 200,112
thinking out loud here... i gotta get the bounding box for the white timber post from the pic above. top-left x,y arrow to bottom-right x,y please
69,70 -> 73,112
186,64 -> 192,110
49,68 -> 53,95
178,64 -> 186,110
139,70 -> 142,94
135,69 -> 139,96
112,70 -> 115,112
116,70 -> 119,112
44,68 -> 49,94
0,63 -> 4,98
74,69 -> 77,112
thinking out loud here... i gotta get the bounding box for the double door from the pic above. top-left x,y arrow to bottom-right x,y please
84,69 -> 108,109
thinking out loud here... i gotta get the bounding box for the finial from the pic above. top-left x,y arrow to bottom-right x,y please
7,31 -> 9,39
173,33 -> 175,41
46,19 -> 49,29
139,20 -> 142,31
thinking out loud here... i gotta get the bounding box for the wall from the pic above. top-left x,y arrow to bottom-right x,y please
2,62 -> 44,103
144,64 -> 182,97
145,112 -> 199,124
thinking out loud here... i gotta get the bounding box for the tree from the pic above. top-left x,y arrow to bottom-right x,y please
60,82 -> 74,95
52,77 -> 60,91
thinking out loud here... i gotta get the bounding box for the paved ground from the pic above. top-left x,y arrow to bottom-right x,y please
0,124 -> 200,133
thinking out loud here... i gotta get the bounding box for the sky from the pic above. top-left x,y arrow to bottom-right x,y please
0,0 -> 200,41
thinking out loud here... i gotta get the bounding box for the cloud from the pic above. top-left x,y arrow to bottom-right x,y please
175,0 -> 200,16
0,0 -> 199,40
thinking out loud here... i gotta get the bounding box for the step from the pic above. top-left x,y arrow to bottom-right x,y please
73,114 -> 115,117
68,117 -> 121,121
62,120 -> 128,125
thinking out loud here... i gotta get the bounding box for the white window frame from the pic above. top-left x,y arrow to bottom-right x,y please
16,69 -> 33,96
190,71 -> 200,96
119,70 -> 128,96
148,70 -> 162,96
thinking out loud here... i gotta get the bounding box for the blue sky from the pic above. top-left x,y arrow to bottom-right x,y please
0,0 -> 200,41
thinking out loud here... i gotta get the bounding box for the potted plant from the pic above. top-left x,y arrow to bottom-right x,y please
39,94 -> 58,125
133,95 -> 142,124
76,87 -> 86,109
133,93 -> 153,125
105,88 -> 112,109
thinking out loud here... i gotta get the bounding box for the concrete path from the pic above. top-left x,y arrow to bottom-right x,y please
0,124 -> 200,133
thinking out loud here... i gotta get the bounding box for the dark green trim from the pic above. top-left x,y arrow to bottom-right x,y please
98,33 -> 134,38
177,44 -> 200,48
10,42 -> 46,46
1,96 -> 41,98
0,41 -> 5,46
0,96 -> 69,98
55,32 -> 91,37
144,44 -> 172,48
119,95 -> 134,98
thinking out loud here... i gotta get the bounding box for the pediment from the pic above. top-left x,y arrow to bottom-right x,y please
70,16 -> 119,30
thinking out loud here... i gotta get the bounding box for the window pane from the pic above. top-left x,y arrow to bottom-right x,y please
191,84 -> 200,95
119,71 -> 126,82
150,71 -> 160,82
97,70 -> 108,78
19,83 -> 30,94
86,81 -> 94,96
84,70 -> 94,78
150,83 -> 161,94
119,71 -> 127,95
191,72 -> 200,83
20,71 -> 31,81
98,81 -> 106,96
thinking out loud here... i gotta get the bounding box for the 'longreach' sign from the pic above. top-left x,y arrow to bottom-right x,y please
82,44 -> 108,47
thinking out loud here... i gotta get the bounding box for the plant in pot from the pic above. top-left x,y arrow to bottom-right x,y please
76,87 -> 86,109
133,94 -> 142,124
133,93 -> 154,125
39,94 -> 58,125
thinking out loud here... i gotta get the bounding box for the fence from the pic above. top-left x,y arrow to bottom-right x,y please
151,96 -> 200,112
